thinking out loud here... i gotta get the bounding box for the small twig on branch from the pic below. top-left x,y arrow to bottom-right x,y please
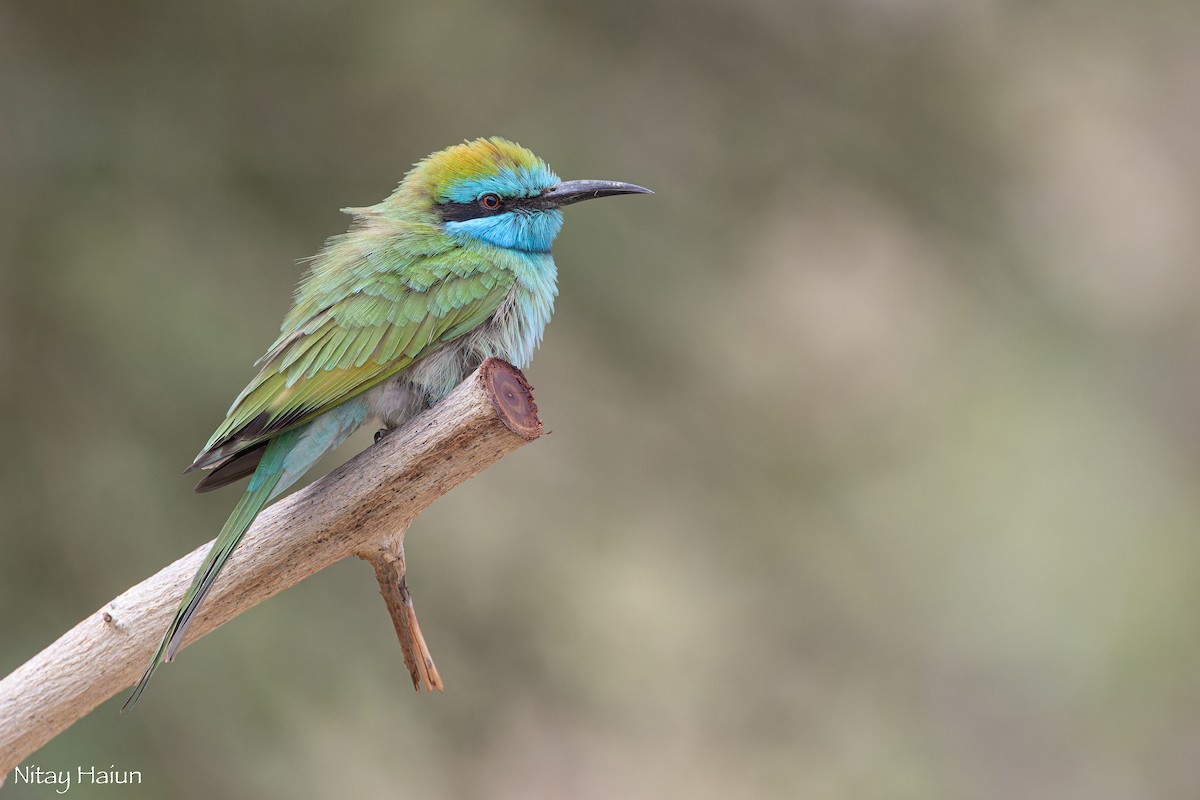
0,359 -> 541,776
358,533 -> 444,692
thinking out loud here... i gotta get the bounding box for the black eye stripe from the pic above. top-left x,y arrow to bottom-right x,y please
440,201 -> 501,222
438,194 -> 536,222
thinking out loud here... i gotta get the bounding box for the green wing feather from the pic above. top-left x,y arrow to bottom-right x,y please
190,248 -> 515,472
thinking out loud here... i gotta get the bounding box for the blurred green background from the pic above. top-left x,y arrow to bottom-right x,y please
4,1 -> 1200,797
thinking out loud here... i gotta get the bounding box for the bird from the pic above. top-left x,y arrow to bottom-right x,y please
123,137 -> 651,709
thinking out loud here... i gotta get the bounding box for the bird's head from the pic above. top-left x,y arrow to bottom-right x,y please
390,137 -> 651,253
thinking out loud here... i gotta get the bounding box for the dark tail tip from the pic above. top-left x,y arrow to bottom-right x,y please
120,667 -> 153,713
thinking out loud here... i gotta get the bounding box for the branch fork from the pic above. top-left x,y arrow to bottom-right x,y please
0,358 -> 542,777
357,533 -> 443,693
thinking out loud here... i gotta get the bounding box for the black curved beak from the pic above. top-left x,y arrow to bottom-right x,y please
527,180 -> 653,210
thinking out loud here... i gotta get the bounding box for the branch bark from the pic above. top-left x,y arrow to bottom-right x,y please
0,359 -> 541,776
358,532 -> 444,693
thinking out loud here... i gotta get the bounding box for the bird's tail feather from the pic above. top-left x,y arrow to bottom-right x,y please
122,427 -> 303,712
123,400 -> 369,711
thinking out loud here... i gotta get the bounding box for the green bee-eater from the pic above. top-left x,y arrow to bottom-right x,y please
125,137 -> 650,708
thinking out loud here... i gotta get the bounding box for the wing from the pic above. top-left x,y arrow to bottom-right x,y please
188,250 -> 514,472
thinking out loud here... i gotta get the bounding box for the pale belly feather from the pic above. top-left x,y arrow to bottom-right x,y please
365,279 -> 552,430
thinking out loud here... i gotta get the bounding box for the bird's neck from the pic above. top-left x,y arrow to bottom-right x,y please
490,248 -> 558,369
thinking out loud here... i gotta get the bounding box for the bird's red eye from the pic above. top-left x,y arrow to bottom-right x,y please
479,193 -> 502,210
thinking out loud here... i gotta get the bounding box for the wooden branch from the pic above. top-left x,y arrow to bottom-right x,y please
358,532 -> 444,693
0,359 -> 541,776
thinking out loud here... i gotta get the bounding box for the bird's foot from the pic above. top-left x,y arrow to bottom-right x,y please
374,427 -> 392,443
